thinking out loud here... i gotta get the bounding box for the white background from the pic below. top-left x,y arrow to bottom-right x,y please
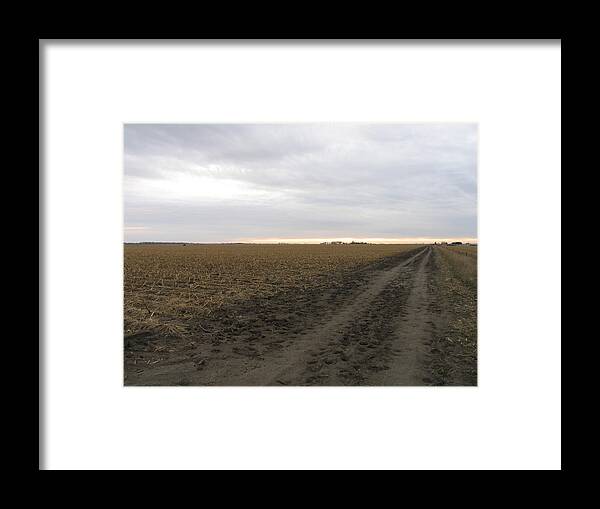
42,41 -> 561,470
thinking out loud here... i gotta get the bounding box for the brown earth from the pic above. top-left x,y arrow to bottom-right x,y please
124,246 -> 477,386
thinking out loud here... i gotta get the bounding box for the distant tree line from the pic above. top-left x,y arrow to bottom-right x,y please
320,241 -> 369,245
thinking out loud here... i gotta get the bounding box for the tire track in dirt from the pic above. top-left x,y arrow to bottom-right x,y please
297,247 -> 440,386
365,247 -> 441,385
226,247 -> 430,385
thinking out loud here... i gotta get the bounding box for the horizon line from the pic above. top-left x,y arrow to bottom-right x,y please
124,236 -> 478,245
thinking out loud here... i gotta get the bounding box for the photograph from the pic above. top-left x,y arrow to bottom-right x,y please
123,123 -> 478,386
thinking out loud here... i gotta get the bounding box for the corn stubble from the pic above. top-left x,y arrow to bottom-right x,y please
124,243 -> 418,341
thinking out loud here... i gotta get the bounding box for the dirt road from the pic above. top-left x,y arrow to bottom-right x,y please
125,245 -> 476,386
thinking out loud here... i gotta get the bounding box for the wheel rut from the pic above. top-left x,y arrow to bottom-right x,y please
236,247 -> 431,385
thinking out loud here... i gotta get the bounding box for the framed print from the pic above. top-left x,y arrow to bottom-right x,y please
41,40 -> 561,470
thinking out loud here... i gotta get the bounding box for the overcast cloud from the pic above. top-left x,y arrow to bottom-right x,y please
124,123 -> 477,243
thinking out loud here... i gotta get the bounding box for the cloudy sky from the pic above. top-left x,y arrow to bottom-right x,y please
124,123 -> 477,243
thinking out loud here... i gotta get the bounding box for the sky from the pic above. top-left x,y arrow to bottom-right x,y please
124,123 -> 477,243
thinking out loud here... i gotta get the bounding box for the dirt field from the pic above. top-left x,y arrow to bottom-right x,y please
124,244 -> 477,386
